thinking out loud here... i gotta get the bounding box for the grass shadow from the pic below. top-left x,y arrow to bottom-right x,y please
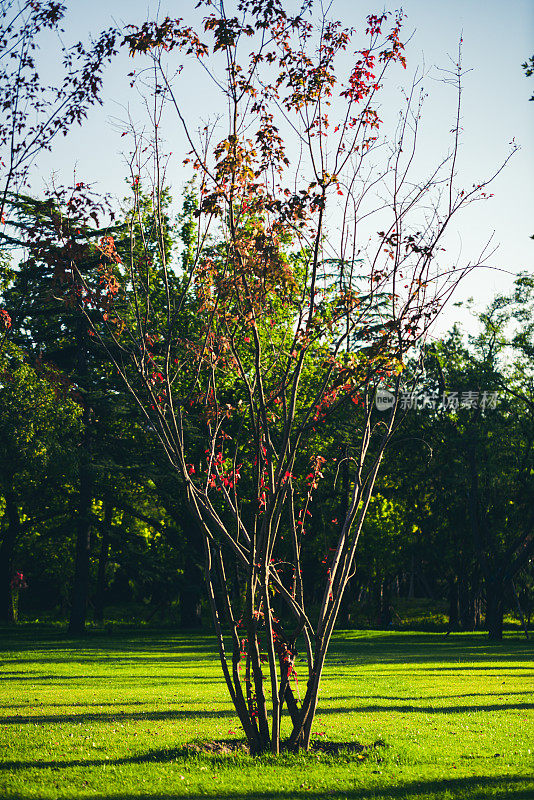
3,774 -> 534,800
315,702 -> 534,715
0,707 -> 236,725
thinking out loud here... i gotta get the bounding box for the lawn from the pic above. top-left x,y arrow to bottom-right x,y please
0,628 -> 532,799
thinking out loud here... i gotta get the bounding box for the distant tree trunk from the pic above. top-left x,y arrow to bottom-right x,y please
177,522 -> 204,628
474,591 -> 482,629
0,488 -> 20,624
375,579 -> 392,628
381,581 -> 392,628
94,502 -> 113,624
417,568 -> 434,600
179,580 -> 203,628
336,451 -> 353,629
485,576 -> 504,641
458,576 -> 468,628
68,406 -> 93,635
408,554 -> 415,599
447,575 -> 459,631
511,580 -> 529,639
459,574 -> 476,630
158,493 -> 204,629
337,577 -> 353,629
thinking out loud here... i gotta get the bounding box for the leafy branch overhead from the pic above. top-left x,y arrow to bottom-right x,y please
522,54 -> 534,100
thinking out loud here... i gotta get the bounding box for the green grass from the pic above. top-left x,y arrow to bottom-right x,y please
0,627 -> 533,799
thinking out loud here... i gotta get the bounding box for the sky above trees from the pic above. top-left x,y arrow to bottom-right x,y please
27,0 -> 534,335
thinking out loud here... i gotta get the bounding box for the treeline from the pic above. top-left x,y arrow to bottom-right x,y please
0,192 -> 533,641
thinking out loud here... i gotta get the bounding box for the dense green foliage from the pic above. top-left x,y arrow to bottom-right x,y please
0,186 -> 532,638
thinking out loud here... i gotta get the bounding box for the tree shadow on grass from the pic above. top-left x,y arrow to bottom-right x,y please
0,699 -> 230,710
2,652 -> 221,666
401,665 -> 534,671
1,690 -> 531,712
0,746 -> 200,771
0,628 -> 233,649
322,692 -> 534,702
5,694 -> 532,726
0,707 -> 236,725
315,702 -> 534,715
1,629 -> 533,665
0,673 -> 226,683
3,775 -> 534,800
0,674 -> 114,682
2,740 -> 365,772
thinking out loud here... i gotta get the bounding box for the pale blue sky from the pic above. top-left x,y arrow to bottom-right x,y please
31,0 -> 533,333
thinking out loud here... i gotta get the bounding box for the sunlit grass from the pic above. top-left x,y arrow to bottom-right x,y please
0,627 -> 533,799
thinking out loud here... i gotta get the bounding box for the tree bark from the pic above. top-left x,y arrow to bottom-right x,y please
408,554 -> 415,599
94,502 -> 113,624
485,576 -> 504,641
337,577 -> 353,629
68,406 -> 92,635
447,575 -> 459,631
377,579 -> 392,628
179,580 -> 203,628
336,451 -> 352,628
458,573 -> 477,630
152,486 -> 205,629
0,489 -> 20,624
511,580 -> 529,639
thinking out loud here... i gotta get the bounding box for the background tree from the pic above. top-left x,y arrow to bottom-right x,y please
1,183 -> 201,631
468,278 -> 534,638
387,309 -> 534,641
0,342 -> 80,623
2,188 -> 126,633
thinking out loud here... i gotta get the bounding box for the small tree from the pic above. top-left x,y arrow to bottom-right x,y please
69,0 -> 507,752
